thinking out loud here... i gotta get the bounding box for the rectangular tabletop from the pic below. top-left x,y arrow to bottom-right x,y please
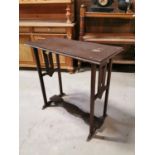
26,38 -> 123,65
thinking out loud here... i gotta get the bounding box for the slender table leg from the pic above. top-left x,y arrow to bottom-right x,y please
33,48 -> 48,109
87,64 -> 96,141
103,59 -> 113,118
56,54 -> 65,97
77,61 -> 81,72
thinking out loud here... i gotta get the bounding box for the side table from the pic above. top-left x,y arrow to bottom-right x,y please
26,38 -> 123,141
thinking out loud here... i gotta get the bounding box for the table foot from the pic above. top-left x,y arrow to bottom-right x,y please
87,116 -> 107,141
87,130 -> 96,141
42,95 -> 64,110
49,95 -> 64,103
42,104 -> 50,110
59,93 -> 66,97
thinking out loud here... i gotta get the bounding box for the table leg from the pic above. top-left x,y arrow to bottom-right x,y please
87,64 -> 96,141
77,60 -> 81,72
56,54 -> 65,97
103,59 -> 113,118
33,48 -> 48,109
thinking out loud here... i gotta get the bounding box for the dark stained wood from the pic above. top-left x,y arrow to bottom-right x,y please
103,59 -> 112,118
42,50 -> 55,76
56,54 -> 65,96
88,64 -> 96,141
29,38 -> 122,141
96,64 -> 107,99
26,38 -> 123,65
33,48 -> 48,108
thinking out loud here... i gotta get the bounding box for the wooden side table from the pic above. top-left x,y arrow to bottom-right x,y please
26,38 -> 123,141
